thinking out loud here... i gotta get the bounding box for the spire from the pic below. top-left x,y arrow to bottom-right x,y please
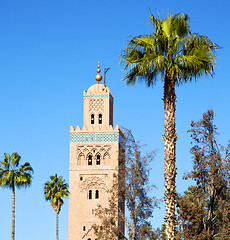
95,62 -> 102,83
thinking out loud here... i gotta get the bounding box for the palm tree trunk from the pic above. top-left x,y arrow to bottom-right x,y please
163,71 -> 177,240
131,216 -> 136,240
56,212 -> 59,240
12,184 -> 15,240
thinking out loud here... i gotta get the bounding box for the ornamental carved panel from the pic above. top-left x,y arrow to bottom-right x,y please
89,98 -> 104,112
80,176 -> 107,192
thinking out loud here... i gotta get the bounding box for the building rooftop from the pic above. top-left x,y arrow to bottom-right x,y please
86,83 -> 111,95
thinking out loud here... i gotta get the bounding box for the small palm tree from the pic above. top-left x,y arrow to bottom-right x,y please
121,13 -> 218,239
44,174 -> 69,240
0,152 -> 34,240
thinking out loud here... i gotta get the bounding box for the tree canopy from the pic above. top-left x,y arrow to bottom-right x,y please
177,110 -> 230,239
121,13 -> 218,87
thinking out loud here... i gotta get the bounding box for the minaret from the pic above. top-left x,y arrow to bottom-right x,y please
68,63 -> 125,240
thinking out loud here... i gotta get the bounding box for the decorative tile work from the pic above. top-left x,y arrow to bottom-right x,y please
70,132 -> 122,144
84,94 -> 113,102
89,99 -> 104,112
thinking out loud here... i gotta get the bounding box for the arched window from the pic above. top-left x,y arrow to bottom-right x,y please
95,190 -> 99,199
98,114 -> 102,124
80,176 -> 83,181
91,114 -> 94,124
88,155 -> 92,165
87,238 -> 91,240
83,226 -> 86,231
89,190 -> 92,199
96,155 -> 100,165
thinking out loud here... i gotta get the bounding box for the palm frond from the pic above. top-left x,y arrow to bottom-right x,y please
11,152 -> 21,168
121,13 -> 218,87
172,13 -> 191,39
43,174 -> 69,213
0,152 -> 33,189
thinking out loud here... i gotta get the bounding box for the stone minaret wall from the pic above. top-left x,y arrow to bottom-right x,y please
68,83 -> 124,240
83,84 -> 113,127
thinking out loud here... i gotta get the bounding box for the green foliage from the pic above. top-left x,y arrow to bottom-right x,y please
44,174 -> 69,214
121,13 -> 218,87
155,224 -> 181,240
123,129 -> 160,240
177,110 -> 230,239
0,152 -> 34,190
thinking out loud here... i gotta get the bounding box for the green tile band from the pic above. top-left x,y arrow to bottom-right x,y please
70,132 -> 123,145
83,94 -> 113,101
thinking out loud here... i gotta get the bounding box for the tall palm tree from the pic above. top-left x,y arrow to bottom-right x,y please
44,174 -> 69,240
0,152 -> 34,240
121,13 -> 218,240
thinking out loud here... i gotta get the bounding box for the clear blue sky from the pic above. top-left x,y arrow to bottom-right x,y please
0,0 -> 229,239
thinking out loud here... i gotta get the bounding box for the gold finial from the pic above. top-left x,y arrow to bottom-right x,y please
95,61 -> 102,83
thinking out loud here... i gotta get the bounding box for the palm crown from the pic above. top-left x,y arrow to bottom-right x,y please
0,152 -> 33,189
44,174 -> 69,214
121,13 -> 218,86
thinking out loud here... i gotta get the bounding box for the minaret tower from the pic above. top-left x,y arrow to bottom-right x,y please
68,63 -> 125,240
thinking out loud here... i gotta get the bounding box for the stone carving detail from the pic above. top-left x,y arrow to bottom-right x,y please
80,176 -> 107,192
76,145 -> 111,166
77,153 -> 84,165
103,152 -> 110,165
89,98 -> 104,112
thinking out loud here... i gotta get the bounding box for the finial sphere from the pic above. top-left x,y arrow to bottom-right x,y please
95,61 -> 102,82
95,74 -> 102,82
